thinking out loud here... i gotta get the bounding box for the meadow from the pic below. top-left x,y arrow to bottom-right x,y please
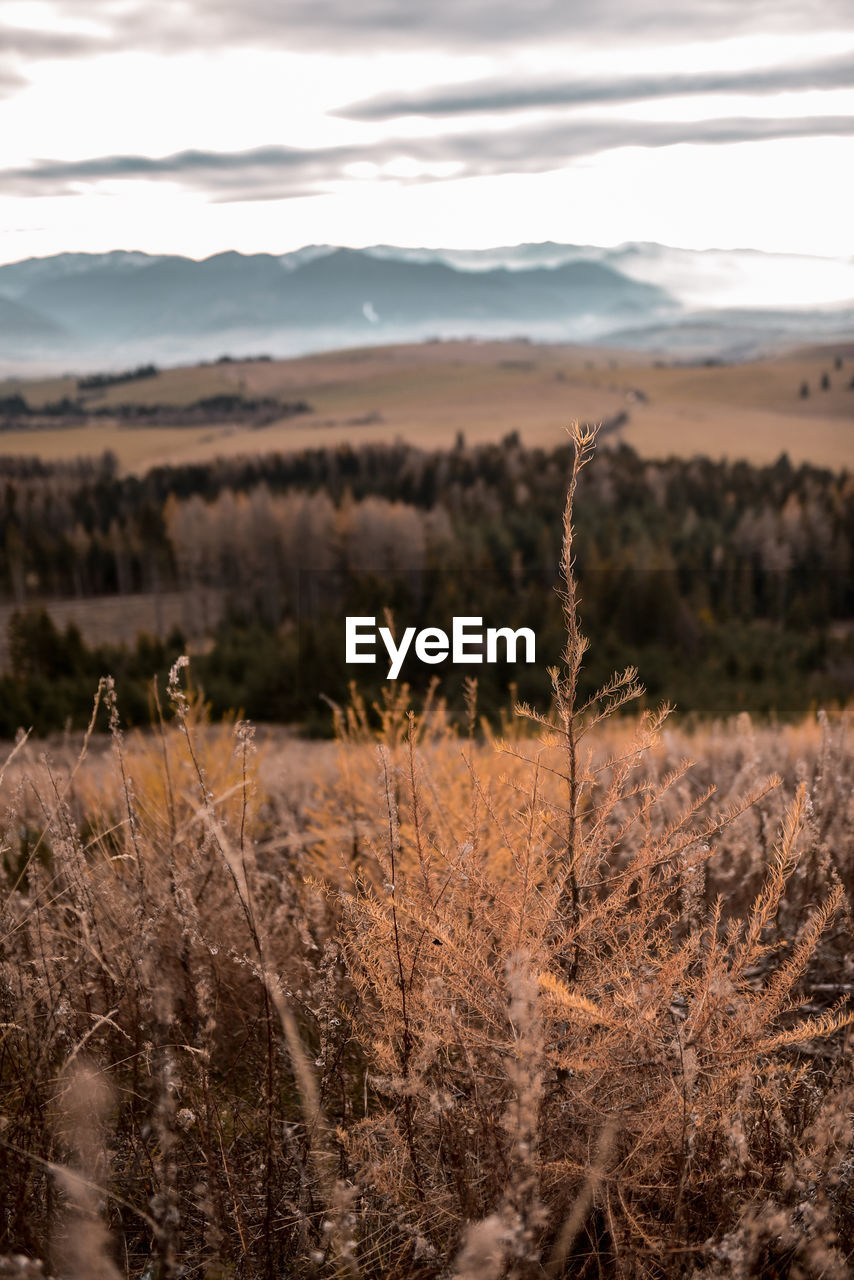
0,426 -> 852,1279
1,339 -> 852,472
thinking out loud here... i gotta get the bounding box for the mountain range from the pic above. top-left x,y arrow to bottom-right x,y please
1,242 -> 852,372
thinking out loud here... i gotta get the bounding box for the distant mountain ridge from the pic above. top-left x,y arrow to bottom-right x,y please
0,293 -> 66,340
0,241 -> 852,372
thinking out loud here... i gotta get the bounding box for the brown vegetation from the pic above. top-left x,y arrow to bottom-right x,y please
0,425 -> 852,1278
1,340 -> 851,472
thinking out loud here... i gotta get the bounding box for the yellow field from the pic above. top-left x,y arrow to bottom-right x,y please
1,338 -> 852,472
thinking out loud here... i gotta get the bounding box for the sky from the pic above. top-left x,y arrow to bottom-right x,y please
1,0 -> 853,266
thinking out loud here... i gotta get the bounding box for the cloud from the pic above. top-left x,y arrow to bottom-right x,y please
1,144 -> 363,199
188,0 -> 854,49
0,20 -> 110,98
338,54 -> 854,120
0,24 -> 108,58
0,63 -> 26,96
5,0 -> 854,62
423,115 -> 854,177
5,114 -> 853,201
0,143 -> 376,204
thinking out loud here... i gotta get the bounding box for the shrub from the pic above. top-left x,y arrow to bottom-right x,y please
311,426 -> 854,1276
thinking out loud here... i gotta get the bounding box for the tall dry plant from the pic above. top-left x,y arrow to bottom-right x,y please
0,671 -> 359,1277
326,423 -> 852,1278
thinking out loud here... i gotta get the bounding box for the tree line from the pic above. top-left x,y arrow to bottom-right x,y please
0,437 -> 851,734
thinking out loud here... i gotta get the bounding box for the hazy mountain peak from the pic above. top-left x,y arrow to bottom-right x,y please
1,241 -> 851,374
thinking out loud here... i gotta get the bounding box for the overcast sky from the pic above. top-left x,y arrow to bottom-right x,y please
1,0 -> 853,264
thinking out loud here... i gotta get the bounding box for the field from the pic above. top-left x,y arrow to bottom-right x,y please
0,428 -> 852,1279
1,338 -> 852,472
0,589 -> 224,671
1,633 -> 852,1278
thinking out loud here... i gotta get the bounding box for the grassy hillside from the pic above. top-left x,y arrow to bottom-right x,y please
0,338 -> 852,472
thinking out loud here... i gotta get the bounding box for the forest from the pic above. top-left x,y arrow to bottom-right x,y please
0,434 -> 851,735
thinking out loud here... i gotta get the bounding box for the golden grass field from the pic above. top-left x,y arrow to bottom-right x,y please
2,673 -> 852,1277
1,338 -> 852,472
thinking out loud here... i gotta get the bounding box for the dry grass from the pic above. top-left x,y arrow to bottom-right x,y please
1,425 -> 852,1278
0,590 -> 224,670
2,340 -> 852,473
